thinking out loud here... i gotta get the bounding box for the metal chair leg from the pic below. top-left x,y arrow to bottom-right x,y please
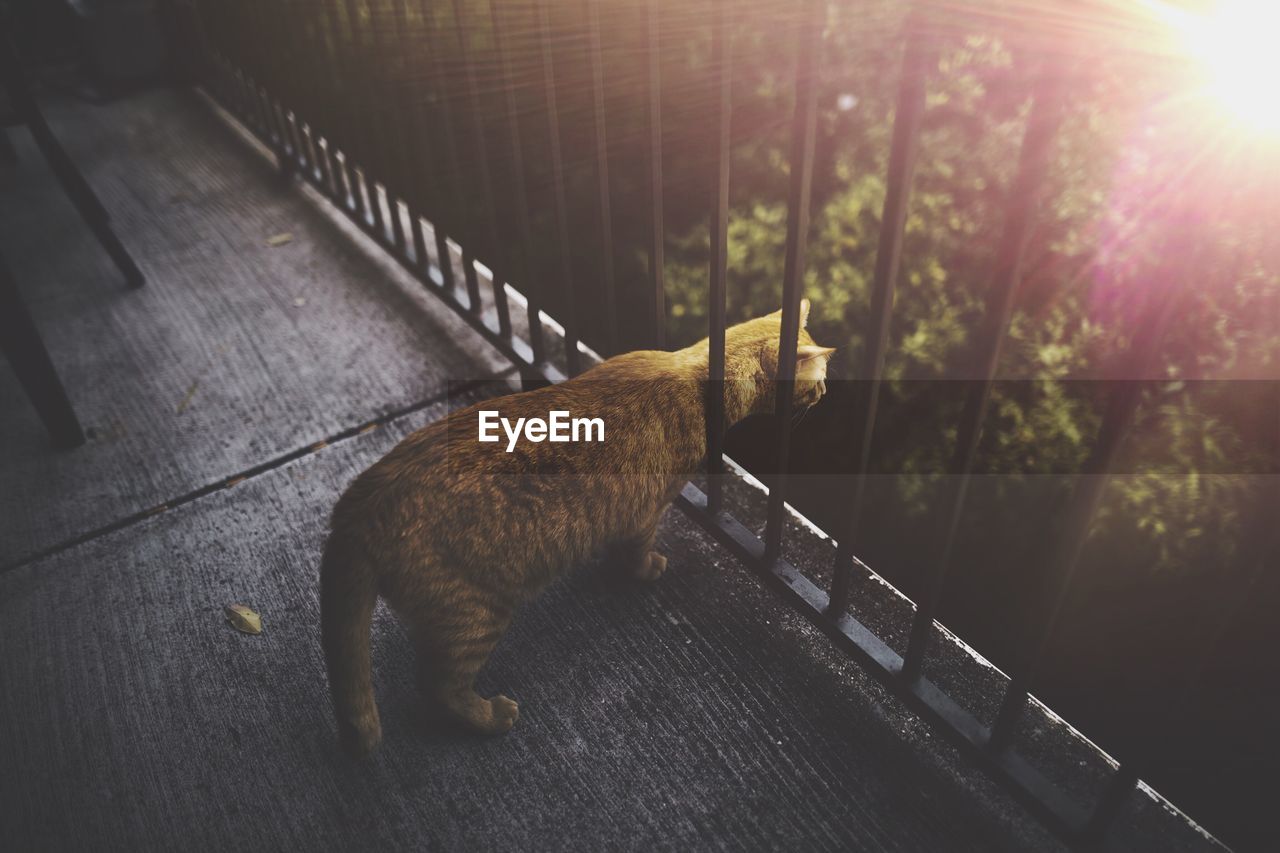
0,252 -> 86,450
1,33 -> 144,288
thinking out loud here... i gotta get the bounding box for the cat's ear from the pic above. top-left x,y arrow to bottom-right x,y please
770,298 -> 812,328
797,344 -> 835,362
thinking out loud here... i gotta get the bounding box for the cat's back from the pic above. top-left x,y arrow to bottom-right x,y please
336,349 -> 691,516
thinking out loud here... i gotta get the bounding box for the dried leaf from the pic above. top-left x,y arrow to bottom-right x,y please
266,232 -> 294,247
225,604 -> 262,635
176,379 -> 199,414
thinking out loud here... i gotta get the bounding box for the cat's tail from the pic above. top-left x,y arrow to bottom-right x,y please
320,536 -> 382,757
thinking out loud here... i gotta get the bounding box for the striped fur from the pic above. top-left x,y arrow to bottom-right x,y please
320,302 -> 833,756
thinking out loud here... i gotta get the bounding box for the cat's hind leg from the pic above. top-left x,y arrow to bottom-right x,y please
615,520 -> 667,582
412,592 -> 519,736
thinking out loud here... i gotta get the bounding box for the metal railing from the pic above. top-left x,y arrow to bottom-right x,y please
162,0 -> 1260,843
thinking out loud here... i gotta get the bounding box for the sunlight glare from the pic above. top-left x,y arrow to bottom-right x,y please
1177,1 -> 1280,135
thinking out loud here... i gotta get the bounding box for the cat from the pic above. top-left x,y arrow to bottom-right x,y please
320,299 -> 834,756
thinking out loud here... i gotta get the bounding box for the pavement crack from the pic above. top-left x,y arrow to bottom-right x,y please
1,370 -> 516,574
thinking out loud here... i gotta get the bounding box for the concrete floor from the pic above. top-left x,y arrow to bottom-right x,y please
0,87 -> 511,568
0,88 -> 1221,851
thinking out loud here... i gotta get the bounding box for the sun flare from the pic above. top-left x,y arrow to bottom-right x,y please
1161,1 -> 1280,135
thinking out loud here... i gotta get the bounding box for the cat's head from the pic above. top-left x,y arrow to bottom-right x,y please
727,298 -> 835,414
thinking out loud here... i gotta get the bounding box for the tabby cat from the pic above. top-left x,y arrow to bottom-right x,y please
320,300 -> 834,756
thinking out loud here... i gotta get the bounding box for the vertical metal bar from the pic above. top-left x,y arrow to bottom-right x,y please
762,0 -> 821,564
490,0 -> 547,363
282,2 -> 313,177
241,4 -> 270,131
205,5 -> 237,113
259,0 -> 292,164
342,0 -> 389,241
1082,765 -> 1141,844
289,114 -> 308,175
223,4 -> 261,131
307,103 -> 336,195
262,2 -> 296,177
242,6 -> 269,136
324,0 -> 371,220
301,0 -> 336,197
409,199 -> 430,271
283,2 -> 310,178
451,0 -> 513,339
901,75 -> 1065,683
286,115 -> 307,175
705,0 -> 732,515
424,0 -> 483,312
289,0 -> 321,185
291,1 -> 320,188
249,76 -> 273,140
366,0 -> 409,252
988,277 -> 1189,753
229,7 -> 258,124
646,0 -> 666,349
271,0 -> 307,175
213,26 -> 247,121
238,69 -> 261,131
458,251 -> 485,315
586,0 -> 618,356
358,0 -> 392,242
211,0 -> 251,122
535,0 -> 581,375
825,23 -> 931,616
396,0 -> 453,279
390,0 -> 431,268
410,0 -> 459,299
327,0 -> 363,210
341,0 -> 378,229
246,4 -> 289,168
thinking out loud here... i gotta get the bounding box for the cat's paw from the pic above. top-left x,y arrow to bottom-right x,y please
633,550 -> 668,581
488,694 -> 520,734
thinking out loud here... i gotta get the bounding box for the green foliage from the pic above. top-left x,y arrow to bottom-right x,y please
208,0 -> 1278,579
659,3 -> 1277,579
